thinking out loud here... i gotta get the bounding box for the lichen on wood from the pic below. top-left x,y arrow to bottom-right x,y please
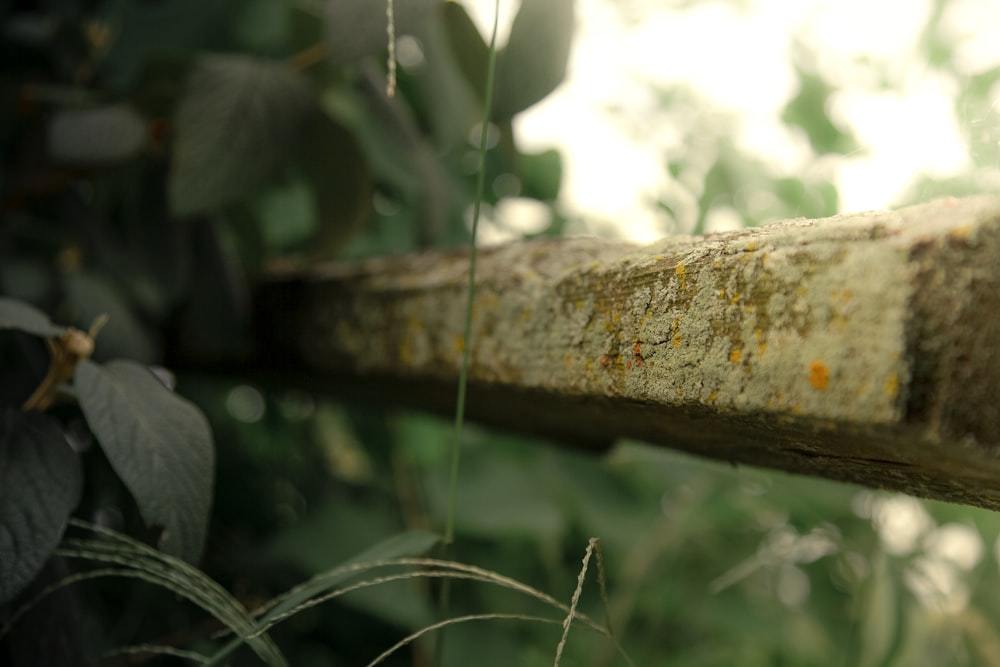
256,195 -> 1000,511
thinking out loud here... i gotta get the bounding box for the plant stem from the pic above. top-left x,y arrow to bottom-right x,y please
436,2 -> 500,664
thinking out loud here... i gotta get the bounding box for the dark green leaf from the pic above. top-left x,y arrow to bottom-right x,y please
408,14 -> 483,149
0,410 -> 82,605
442,1 -> 492,102
47,105 -> 147,164
97,0 -> 235,86
75,359 -> 214,563
62,272 -> 159,363
0,260 -> 54,308
296,110 -> 374,255
428,453 -> 565,541
256,179 -> 318,250
169,54 -> 315,217
173,220 -> 250,358
494,0 -> 575,120
323,0 -> 438,66
230,0 -> 291,52
0,298 -> 63,338
325,73 -> 448,249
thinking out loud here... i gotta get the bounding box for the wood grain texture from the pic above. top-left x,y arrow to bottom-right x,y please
256,195 -> 1000,509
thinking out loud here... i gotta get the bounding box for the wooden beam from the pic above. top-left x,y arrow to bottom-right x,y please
256,195 -> 1000,510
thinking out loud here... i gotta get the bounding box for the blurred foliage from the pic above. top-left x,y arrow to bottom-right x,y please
2,0 -> 1000,666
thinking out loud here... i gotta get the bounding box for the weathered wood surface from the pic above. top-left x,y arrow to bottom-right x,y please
256,195 -> 1000,510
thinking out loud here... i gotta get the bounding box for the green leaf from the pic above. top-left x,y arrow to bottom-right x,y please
781,66 -> 860,155
424,445 -> 565,542
0,298 -> 64,338
230,0 -> 291,52
408,12 -> 483,149
62,272 -> 159,363
256,179 -> 318,250
74,359 -> 214,563
958,65 -> 1000,167
0,410 -> 82,605
442,1 -> 492,103
169,54 -> 316,217
172,221 -> 249,358
774,177 -> 838,219
47,104 -> 148,164
494,0 -> 575,120
857,552 -> 901,667
296,110 -> 374,255
97,0 -> 234,86
323,0 -> 438,66
519,148 -> 562,201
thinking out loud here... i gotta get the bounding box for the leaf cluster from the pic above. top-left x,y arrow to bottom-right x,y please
0,0 -> 577,662
0,299 -> 213,606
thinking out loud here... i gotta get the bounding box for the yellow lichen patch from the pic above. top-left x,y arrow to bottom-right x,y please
707,390 -> 718,403
729,348 -> 742,365
406,315 -> 425,332
753,327 -> 767,357
602,307 -> 621,333
832,288 -> 853,304
674,263 -> 687,290
730,292 -> 741,305
475,292 -> 499,309
808,359 -> 829,390
753,328 -> 767,358
948,224 -> 973,240
604,307 -> 622,333
746,240 -> 758,251
399,338 -> 414,365
766,388 -> 786,409
671,317 -> 682,347
564,352 -> 574,371
400,316 -> 424,364
883,372 -> 899,398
